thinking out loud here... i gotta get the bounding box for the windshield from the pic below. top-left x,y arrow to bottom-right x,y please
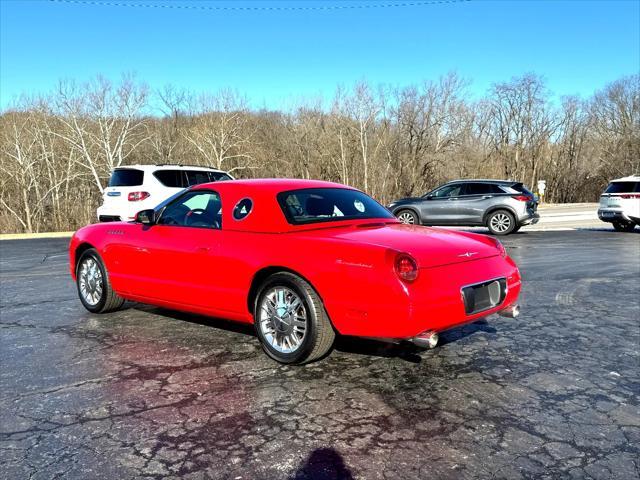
605,181 -> 640,193
277,188 -> 394,225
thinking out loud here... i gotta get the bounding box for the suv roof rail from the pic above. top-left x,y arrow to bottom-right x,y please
447,178 -> 518,184
155,163 -> 220,169
115,163 -> 225,171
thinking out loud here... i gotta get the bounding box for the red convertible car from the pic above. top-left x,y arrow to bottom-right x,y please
69,179 -> 521,364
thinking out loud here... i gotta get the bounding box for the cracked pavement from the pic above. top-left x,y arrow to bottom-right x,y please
1,231 -> 639,479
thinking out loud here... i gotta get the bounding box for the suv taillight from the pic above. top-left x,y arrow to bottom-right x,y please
620,194 -> 640,199
512,195 -> 531,202
394,253 -> 419,283
128,191 -> 150,202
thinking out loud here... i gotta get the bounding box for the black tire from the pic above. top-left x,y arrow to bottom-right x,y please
486,210 -> 517,236
76,248 -> 124,313
613,221 -> 636,232
396,209 -> 419,225
253,272 -> 335,364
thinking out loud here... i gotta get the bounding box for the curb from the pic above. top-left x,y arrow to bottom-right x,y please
0,232 -> 74,241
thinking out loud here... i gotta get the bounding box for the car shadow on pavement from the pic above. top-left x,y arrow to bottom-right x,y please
288,447 -> 354,480
335,319 -> 497,363
132,304 -> 257,337
437,319 -> 497,346
130,305 -> 496,364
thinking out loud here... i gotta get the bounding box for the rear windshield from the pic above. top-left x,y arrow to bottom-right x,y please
277,188 -> 394,225
605,182 -> 640,193
108,169 -> 144,187
508,183 -> 534,195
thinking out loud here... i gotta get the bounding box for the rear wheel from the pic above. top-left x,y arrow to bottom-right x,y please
254,272 -> 335,364
396,209 -> 419,225
613,221 -> 636,232
487,210 -> 517,235
76,249 -> 124,313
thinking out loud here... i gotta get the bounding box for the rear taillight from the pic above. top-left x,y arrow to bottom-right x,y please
512,195 -> 531,202
620,194 -> 640,199
128,191 -> 150,202
394,253 -> 419,283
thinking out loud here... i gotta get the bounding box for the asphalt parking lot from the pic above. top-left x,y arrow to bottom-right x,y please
1,229 -> 639,479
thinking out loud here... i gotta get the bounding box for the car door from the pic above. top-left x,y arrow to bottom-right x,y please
456,183 -> 500,224
419,184 -> 465,225
125,190 -> 226,310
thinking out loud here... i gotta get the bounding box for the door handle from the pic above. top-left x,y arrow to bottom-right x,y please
195,246 -> 210,253
482,195 -> 492,199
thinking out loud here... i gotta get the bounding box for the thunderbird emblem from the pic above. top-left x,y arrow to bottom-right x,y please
458,251 -> 478,258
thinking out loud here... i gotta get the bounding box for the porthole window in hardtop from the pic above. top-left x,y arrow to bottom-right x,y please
233,198 -> 253,220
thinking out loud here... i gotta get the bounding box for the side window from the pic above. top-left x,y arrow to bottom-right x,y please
158,191 -> 222,229
209,172 -> 233,182
186,170 -> 212,186
432,184 -> 464,198
154,170 -> 186,188
464,183 -> 494,195
233,198 -> 253,220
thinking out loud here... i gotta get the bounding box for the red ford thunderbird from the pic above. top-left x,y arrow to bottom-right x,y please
69,179 -> 521,364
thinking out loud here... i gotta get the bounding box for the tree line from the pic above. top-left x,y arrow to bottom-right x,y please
1,72 -> 638,233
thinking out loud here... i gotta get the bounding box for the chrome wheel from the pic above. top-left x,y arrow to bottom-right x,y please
397,211 -> 416,224
259,287 -> 307,354
78,257 -> 103,306
490,212 -> 511,233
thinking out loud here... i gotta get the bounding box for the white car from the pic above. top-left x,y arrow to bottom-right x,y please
97,165 -> 233,222
597,175 -> 640,232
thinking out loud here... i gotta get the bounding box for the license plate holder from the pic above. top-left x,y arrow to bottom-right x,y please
462,278 -> 507,315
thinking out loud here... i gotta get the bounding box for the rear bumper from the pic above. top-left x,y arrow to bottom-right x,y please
97,204 -> 146,223
332,255 -> 521,339
518,211 -> 540,225
598,209 -> 637,224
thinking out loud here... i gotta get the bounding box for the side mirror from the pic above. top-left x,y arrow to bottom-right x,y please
135,209 -> 156,225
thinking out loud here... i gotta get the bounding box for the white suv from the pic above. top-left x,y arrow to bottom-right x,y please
97,165 -> 233,222
598,175 -> 640,232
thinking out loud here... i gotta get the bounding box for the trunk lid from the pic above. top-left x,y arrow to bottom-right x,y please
316,223 -> 500,268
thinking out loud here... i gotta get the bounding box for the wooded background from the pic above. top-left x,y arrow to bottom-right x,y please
1,72 -> 638,233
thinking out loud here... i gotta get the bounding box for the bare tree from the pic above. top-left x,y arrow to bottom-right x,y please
182,89 -> 255,173
53,74 -> 149,192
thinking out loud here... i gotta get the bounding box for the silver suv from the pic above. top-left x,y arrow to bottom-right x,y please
388,180 -> 540,235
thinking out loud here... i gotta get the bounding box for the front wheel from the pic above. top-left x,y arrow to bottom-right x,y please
76,248 -> 124,313
487,210 -> 517,235
254,272 -> 335,364
613,221 -> 636,232
396,209 -> 419,225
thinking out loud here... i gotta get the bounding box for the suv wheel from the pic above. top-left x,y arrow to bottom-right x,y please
613,221 -> 636,232
396,209 -> 419,225
487,210 -> 517,236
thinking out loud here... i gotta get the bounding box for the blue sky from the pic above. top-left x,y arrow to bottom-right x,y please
1,0 -> 638,110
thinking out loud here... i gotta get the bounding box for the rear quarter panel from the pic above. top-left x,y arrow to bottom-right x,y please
216,230 -> 411,334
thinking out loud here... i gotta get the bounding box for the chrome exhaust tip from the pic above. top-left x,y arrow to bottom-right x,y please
411,331 -> 439,349
498,304 -> 520,318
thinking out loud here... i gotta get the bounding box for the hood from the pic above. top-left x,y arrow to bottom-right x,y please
323,223 -> 501,268
389,197 -> 422,206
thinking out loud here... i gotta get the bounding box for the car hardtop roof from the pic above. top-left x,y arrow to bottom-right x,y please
191,178 -> 355,194
114,164 -> 228,173
445,179 -> 521,185
610,175 -> 640,182
188,179 -> 361,233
